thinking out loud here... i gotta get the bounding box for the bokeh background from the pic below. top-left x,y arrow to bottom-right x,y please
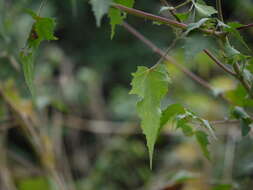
0,0 -> 253,189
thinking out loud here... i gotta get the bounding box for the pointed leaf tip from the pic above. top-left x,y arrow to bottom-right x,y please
130,64 -> 170,167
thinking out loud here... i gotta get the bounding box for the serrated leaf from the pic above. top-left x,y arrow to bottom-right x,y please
90,0 -> 112,27
193,2 -> 217,17
108,0 -> 135,39
195,130 -> 210,160
130,65 -> 170,168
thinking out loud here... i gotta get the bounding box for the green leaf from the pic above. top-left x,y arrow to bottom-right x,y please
108,8 -> 123,39
20,12 -> 58,96
184,33 -> 216,60
90,0 -> 112,27
241,118 -> 252,136
108,0 -> 135,39
177,121 -> 194,137
34,17 -> 58,41
130,65 -> 170,168
115,0 -> 135,7
193,2 -> 217,17
224,41 -> 241,59
198,118 -> 217,139
175,12 -> 190,22
185,18 -> 209,35
195,130 -> 210,160
231,106 -> 250,119
224,22 -> 250,51
160,104 -> 185,127
225,85 -> 253,106
231,106 -> 252,136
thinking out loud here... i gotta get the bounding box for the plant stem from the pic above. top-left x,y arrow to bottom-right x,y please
113,3 -> 187,29
122,22 -> 213,91
216,0 -> 224,22
203,49 -> 236,76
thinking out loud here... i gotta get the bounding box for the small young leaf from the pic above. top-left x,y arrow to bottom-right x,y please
199,119 -> 217,139
231,106 -> 252,136
224,22 -> 250,51
177,120 -> 194,137
241,118 -> 252,136
34,17 -> 58,41
175,12 -> 190,22
108,0 -> 135,39
130,64 -> 170,168
108,8 -> 123,39
193,2 -> 217,17
90,0 -> 112,27
160,104 -> 185,127
224,41 -> 241,59
231,106 -> 250,119
185,18 -> 209,35
20,11 -> 58,96
195,130 -> 210,160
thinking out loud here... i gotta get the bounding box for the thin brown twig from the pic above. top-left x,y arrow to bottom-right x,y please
122,22 -> 213,91
0,116 -> 243,135
237,23 -> 253,30
203,49 -> 236,76
112,3 -> 225,37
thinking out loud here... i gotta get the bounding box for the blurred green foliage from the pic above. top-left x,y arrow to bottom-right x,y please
0,0 -> 253,190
